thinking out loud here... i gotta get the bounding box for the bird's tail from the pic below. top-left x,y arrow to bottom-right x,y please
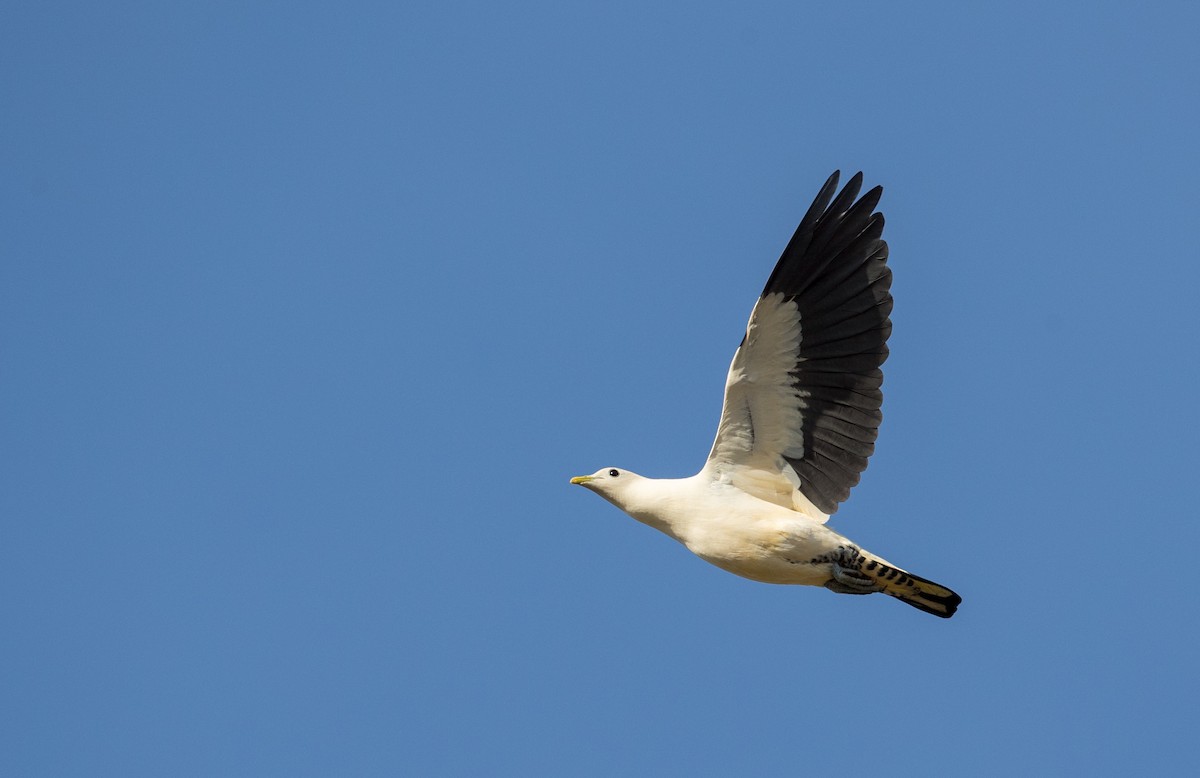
864,556 -> 961,618
828,547 -> 962,618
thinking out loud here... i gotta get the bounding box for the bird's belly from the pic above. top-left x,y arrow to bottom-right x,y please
699,552 -> 832,586
684,526 -> 835,587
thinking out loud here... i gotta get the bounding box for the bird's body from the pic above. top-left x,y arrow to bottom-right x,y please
599,472 -> 843,587
571,172 -> 961,618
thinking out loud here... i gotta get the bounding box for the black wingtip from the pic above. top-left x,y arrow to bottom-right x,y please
764,171 -> 886,296
806,171 -> 842,224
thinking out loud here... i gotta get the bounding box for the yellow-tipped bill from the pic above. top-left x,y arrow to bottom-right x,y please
569,475 -> 595,485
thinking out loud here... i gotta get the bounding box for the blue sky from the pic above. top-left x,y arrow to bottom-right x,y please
3,2 -> 1198,774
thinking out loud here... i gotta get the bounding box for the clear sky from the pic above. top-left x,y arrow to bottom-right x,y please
3,2 -> 1197,775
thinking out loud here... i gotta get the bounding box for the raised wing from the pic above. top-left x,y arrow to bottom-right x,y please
704,171 -> 892,519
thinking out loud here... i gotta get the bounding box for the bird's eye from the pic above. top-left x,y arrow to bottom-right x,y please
608,469 -> 620,477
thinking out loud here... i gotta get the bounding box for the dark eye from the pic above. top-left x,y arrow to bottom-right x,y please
608,469 -> 620,477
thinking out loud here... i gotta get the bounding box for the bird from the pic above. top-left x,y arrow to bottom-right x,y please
570,171 -> 961,618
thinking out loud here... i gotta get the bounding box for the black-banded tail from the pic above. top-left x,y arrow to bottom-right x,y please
865,557 -> 961,618
828,547 -> 962,618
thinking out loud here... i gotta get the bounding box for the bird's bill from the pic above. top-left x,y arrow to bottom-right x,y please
569,475 -> 595,485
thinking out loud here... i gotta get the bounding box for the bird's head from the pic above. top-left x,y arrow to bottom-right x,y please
569,467 -> 642,507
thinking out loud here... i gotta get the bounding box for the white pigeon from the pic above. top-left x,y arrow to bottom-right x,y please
571,171 -> 961,618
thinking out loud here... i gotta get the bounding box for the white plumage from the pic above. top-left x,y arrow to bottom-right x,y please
571,171 -> 961,618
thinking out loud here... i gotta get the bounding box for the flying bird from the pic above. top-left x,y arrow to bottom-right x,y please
571,171 -> 961,618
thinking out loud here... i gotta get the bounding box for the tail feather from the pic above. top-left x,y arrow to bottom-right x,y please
865,558 -> 961,618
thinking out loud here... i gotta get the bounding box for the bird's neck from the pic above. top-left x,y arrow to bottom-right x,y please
614,476 -> 702,540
